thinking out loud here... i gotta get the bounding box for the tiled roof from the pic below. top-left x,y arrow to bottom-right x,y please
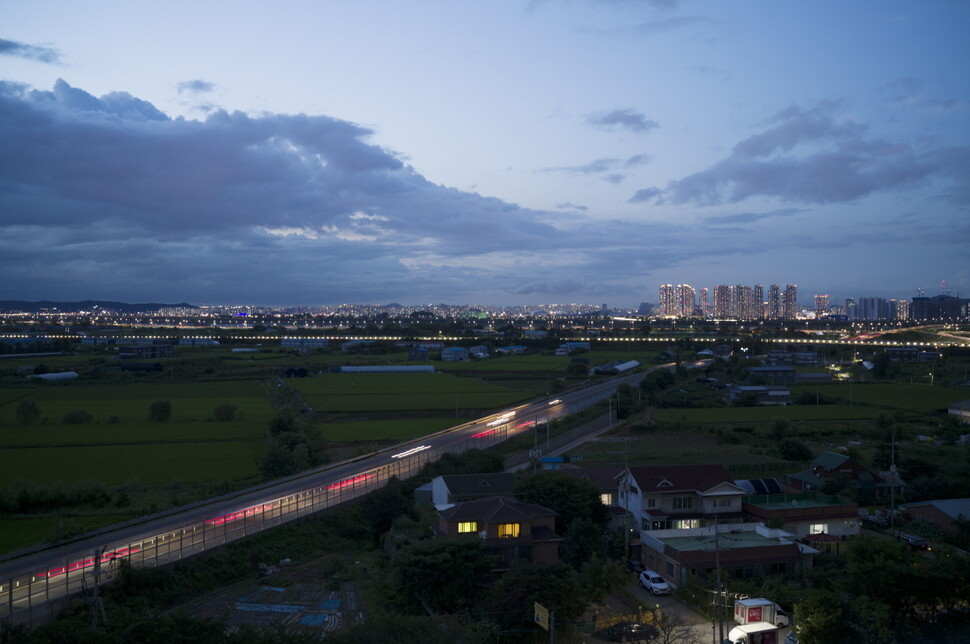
623,464 -> 735,493
438,496 -> 556,523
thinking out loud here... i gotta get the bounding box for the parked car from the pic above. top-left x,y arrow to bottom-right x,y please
901,534 -> 930,550
863,514 -> 889,529
638,569 -> 670,595
607,621 -> 658,642
627,559 -> 646,573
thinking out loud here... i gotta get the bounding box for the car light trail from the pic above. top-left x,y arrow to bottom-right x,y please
205,503 -> 276,526
37,546 -> 141,579
327,473 -> 375,491
391,445 -> 431,459
486,412 -> 515,426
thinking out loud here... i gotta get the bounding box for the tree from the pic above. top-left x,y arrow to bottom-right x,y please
561,517 -> 606,569
652,610 -> 704,644
148,399 -> 172,422
778,439 -> 812,461
213,403 -> 238,421
61,409 -> 93,424
391,537 -> 494,614
769,417 -> 789,441
486,561 -> 585,632
15,400 -> 41,425
513,471 -> 607,531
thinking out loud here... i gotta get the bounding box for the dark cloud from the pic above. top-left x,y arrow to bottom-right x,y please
0,38 -> 61,64
586,108 -> 659,133
177,80 -> 215,94
640,102 -> 958,206
3,79 -> 655,303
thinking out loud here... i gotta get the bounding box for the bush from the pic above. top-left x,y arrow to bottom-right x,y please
148,399 -> 172,423
15,400 -> 41,425
213,403 -> 238,422
62,409 -> 94,424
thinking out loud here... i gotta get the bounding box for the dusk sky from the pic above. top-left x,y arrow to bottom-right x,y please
2,1 -> 968,308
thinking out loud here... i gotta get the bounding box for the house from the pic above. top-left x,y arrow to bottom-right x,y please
118,344 -> 175,359
559,465 -> 627,530
640,523 -> 812,589
742,492 -> 860,540
436,496 -> 561,567
429,473 -> 516,509
747,366 -> 795,386
948,399 -> 970,424
728,385 -> 791,405
407,347 -> 430,361
496,345 -> 526,355
617,464 -> 746,532
281,337 -> 328,349
785,451 -> 905,500
440,347 -> 470,361
900,498 -> 970,537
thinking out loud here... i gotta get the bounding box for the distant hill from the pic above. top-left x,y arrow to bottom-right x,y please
0,300 -> 197,313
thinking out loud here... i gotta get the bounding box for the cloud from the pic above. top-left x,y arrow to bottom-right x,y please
544,154 -> 649,184
0,38 -> 61,64
586,108 -> 659,133
701,208 -> 807,226
628,187 -> 663,204
556,202 -> 588,211
177,80 -> 215,94
639,101 -> 961,206
4,79 -> 682,304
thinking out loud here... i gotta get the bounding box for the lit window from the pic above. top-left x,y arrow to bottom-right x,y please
674,519 -> 699,529
600,493 -> 613,506
809,523 -> 827,534
458,521 -> 477,534
498,523 -> 520,538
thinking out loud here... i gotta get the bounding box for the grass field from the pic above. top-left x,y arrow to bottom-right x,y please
0,380 -> 274,426
292,372 -> 531,412
652,404 -> 885,424
791,382 -> 967,410
0,513 -> 138,555
318,417 -> 471,442
0,441 -> 263,487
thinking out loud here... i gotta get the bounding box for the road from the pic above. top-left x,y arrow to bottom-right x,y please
0,361 -> 696,627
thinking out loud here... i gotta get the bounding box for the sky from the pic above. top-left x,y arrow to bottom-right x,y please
1,0 -> 968,309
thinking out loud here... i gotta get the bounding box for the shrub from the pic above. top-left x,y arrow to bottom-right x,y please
148,399 -> 172,423
213,403 -> 238,422
15,400 -> 41,425
62,409 -> 94,424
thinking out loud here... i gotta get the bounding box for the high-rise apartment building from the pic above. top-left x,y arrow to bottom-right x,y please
768,285 -> 781,319
713,284 -> 733,319
814,294 -> 829,317
753,285 -> 764,320
699,288 -> 709,317
658,284 -> 675,317
845,297 -> 856,320
676,284 -> 696,317
782,284 -> 798,319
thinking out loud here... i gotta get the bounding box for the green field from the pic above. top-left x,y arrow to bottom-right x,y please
292,372 -> 531,412
0,441 -> 262,487
791,382 -> 967,410
319,417 -> 471,442
0,513 -> 138,555
652,404 -> 885,424
0,380 -> 274,426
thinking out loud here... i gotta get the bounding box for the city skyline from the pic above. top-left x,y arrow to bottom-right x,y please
2,1 -> 968,307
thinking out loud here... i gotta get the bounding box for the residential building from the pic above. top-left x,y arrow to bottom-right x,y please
782,284 -> 798,319
900,499 -> 970,537
640,523 -> 811,588
785,452 -> 905,500
742,492 -> 860,540
768,285 -> 781,319
617,465 -> 746,532
429,473 -> 516,509
911,294 -> 968,320
435,496 -> 561,567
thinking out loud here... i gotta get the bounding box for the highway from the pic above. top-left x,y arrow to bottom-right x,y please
0,362 -> 686,627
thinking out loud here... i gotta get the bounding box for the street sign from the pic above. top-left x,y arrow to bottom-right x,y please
534,601 -> 549,630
